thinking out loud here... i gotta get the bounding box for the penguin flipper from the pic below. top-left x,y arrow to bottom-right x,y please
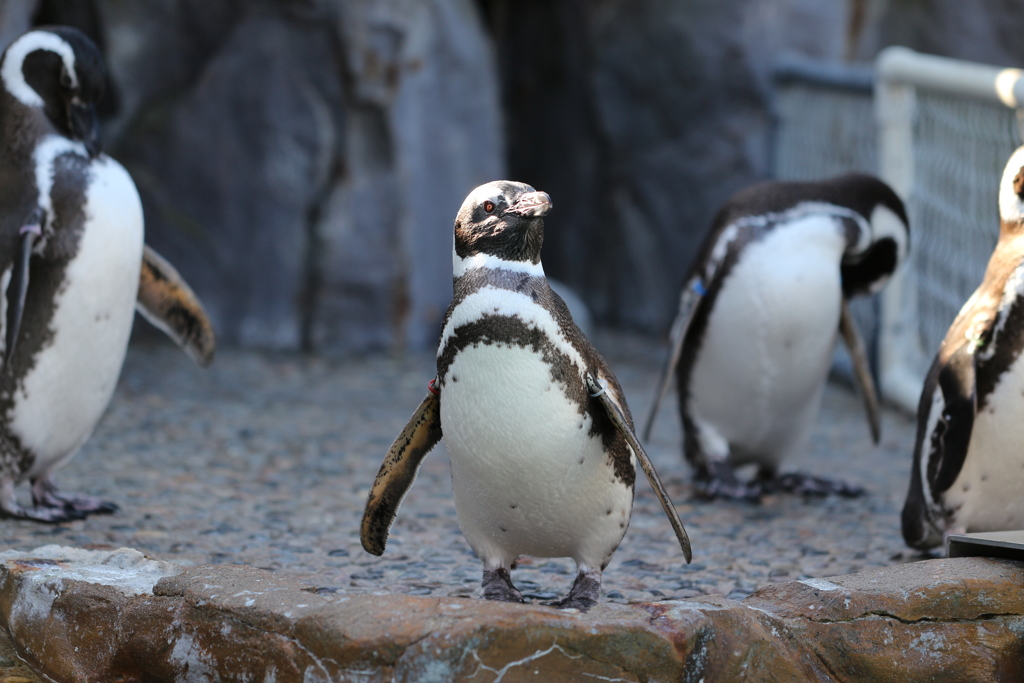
924,344 -> 976,495
136,245 -> 216,367
839,298 -> 881,443
4,208 -> 44,365
588,374 -> 692,563
642,278 -> 705,441
360,390 -> 443,556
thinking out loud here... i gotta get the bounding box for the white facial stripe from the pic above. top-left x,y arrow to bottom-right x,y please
1000,146 -> 1024,223
452,248 -> 545,277
1,31 -> 77,108
34,135 -> 88,227
439,285 -> 585,371
869,204 -> 909,263
463,184 -> 503,209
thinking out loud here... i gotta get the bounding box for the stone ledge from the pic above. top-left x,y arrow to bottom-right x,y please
0,547 -> 1021,682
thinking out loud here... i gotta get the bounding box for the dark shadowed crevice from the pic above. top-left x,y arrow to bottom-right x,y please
300,155 -> 345,354
475,0 -> 616,323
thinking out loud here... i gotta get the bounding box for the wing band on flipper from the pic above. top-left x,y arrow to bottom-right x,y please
136,245 -> 216,367
642,279 -> 704,442
589,374 -> 692,563
839,298 -> 881,444
360,389 -> 443,556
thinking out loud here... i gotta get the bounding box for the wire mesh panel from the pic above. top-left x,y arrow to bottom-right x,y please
771,59 -> 881,381
774,83 -> 877,181
910,91 -> 1022,355
773,59 -> 877,181
875,48 -> 1024,411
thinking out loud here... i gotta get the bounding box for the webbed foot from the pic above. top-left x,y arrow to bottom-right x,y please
550,568 -> 601,612
0,479 -> 86,523
758,471 -> 865,498
31,476 -> 119,515
1,503 -> 87,523
692,461 -> 763,502
482,567 -> 525,603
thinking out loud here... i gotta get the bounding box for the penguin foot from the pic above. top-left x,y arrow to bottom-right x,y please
550,568 -> 601,611
692,462 -> 763,502
31,477 -> 119,515
760,472 -> 865,498
0,502 -> 87,523
482,567 -> 525,603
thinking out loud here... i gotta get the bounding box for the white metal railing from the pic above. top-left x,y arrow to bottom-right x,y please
876,47 -> 1024,413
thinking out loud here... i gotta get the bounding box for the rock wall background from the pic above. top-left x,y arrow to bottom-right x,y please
2,0 -> 1024,350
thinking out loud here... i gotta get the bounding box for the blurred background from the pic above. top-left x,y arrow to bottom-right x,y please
2,0 -> 1023,356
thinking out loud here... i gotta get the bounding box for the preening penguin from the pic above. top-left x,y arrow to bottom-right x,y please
645,175 -> 909,501
902,146 -> 1024,550
0,27 -> 215,522
361,181 -> 690,610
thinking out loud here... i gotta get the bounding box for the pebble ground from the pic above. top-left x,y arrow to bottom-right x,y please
0,332 -> 924,605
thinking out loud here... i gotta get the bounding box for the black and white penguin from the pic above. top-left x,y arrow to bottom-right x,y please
0,27 -> 215,522
644,174 -> 909,501
902,146 -> 1024,550
361,181 -> 690,610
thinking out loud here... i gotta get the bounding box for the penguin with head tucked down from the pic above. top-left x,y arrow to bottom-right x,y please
0,27 -> 215,522
644,174 -> 909,501
903,146 -> 1024,550
361,181 -> 690,611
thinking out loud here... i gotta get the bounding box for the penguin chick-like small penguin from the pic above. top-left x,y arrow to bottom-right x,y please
902,146 -> 1024,550
0,27 -> 215,522
645,175 -> 909,501
361,181 -> 690,611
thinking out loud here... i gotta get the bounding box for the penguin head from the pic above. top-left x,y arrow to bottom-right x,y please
832,175 -> 909,297
999,145 -> 1024,228
454,181 -> 552,265
0,27 -> 106,157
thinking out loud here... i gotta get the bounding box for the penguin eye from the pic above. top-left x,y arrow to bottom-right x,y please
59,66 -> 72,90
483,201 -> 495,213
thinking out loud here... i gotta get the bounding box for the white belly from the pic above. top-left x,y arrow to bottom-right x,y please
12,156 -> 144,478
688,216 -> 846,466
441,343 -> 632,569
944,354 -> 1024,532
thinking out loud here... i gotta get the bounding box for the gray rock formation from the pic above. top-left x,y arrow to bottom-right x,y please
481,0 -> 867,332
4,0 -> 1024,347
96,0 -> 503,351
864,0 -> 1024,67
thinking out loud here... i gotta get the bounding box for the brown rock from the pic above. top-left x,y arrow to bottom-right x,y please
0,547 -> 1022,682
745,556 -> 1024,622
745,558 -> 1024,681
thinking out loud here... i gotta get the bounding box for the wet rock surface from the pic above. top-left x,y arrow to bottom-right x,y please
0,333 -> 920,606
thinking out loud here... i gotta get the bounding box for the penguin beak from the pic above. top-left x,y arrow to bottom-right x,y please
510,192 -> 552,217
68,102 -> 101,158
6,208 -> 44,365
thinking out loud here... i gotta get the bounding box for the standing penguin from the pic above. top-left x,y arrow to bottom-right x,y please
0,27 -> 215,522
644,175 -> 909,501
361,181 -> 690,610
903,146 -> 1024,550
